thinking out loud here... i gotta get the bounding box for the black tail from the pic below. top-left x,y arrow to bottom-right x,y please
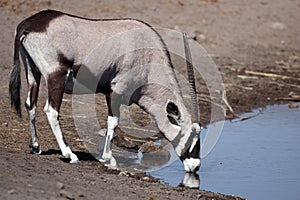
9,34 -> 22,117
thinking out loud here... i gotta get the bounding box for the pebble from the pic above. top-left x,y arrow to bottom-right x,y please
173,25 -> 181,31
288,103 -> 298,109
271,22 -> 286,30
60,190 -> 75,200
195,34 -> 206,42
191,30 -> 206,42
142,176 -> 150,181
79,193 -> 85,197
2,122 -> 8,127
89,181 -> 96,185
288,55 -> 299,62
7,189 -> 16,195
56,182 -> 65,190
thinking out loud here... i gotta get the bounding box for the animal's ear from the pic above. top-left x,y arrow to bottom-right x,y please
166,100 -> 181,125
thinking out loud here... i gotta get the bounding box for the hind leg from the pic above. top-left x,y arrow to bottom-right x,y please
26,83 -> 41,154
44,70 -> 79,163
22,50 -> 41,154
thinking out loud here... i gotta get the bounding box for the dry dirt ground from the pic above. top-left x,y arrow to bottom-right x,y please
0,0 -> 300,199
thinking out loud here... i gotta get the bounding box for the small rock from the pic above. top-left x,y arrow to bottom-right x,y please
260,1 -> 268,5
173,25 -> 181,31
191,31 -> 206,42
289,91 -> 297,97
101,7 -> 109,13
288,55 -> 299,62
196,34 -> 206,42
288,103 -> 298,109
79,193 -> 85,197
142,176 -> 150,181
177,0 -> 185,6
60,190 -> 75,200
271,22 -> 286,30
2,122 -> 8,127
8,189 -> 16,195
89,181 -> 96,185
56,182 -> 65,190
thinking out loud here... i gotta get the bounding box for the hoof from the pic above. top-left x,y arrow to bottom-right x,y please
30,145 -> 42,154
96,154 -> 106,163
104,163 -> 118,170
70,159 -> 81,165
97,155 -> 118,170
69,153 -> 80,164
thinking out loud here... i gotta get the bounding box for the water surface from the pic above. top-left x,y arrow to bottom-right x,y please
149,104 -> 300,199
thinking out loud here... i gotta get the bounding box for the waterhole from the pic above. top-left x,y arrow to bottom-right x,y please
149,103 -> 300,199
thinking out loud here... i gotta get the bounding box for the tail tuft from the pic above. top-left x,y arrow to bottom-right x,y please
9,35 -> 22,117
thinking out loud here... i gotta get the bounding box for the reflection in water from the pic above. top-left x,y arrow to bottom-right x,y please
179,173 -> 200,189
96,137 -> 177,172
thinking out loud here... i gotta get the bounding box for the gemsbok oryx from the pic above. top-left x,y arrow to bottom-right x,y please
9,10 -> 201,173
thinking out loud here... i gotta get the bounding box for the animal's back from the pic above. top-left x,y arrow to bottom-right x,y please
16,10 -> 175,98
17,10 -> 167,69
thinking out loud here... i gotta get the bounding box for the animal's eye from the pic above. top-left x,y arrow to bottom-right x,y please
166,101 -> 180,117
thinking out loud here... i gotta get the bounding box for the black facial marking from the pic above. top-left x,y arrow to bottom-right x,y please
180,139 -> 200,161
166,101 -> 179,116
166,101 -> 181,125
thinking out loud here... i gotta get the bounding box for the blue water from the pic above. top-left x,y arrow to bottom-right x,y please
149,104 -> 300,199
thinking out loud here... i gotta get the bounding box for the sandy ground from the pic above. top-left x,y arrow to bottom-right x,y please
0,0 -> 299,199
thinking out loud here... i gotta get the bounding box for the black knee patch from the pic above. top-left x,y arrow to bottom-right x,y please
62,135 -> 69,147
25,102 -> 31,110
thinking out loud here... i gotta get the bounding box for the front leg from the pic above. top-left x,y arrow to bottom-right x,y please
97,93 -> 121,169
98,116 -> 118,169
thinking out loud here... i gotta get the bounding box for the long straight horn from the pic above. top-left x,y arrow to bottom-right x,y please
183,32 -> 199,123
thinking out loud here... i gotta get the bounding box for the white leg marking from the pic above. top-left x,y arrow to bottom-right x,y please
44,101 -> 79,163
28,105 -> 42,154
98,116 -> 118,169
28,106 -> 38,147
25,92 -> 31,108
